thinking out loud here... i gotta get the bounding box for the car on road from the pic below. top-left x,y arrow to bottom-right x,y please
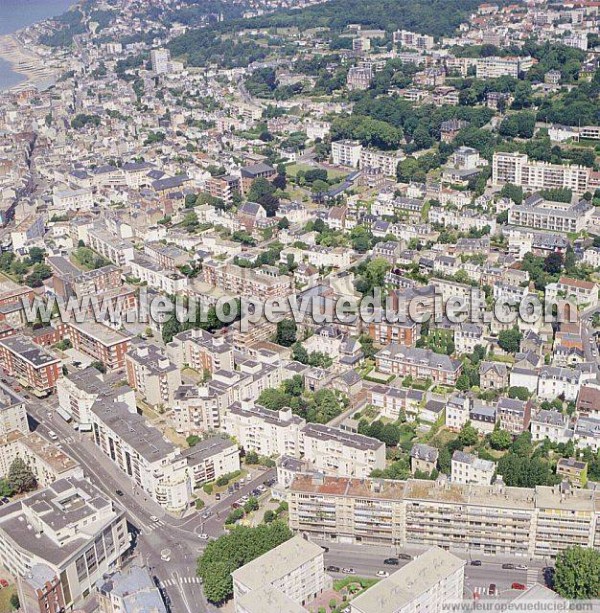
342,568 -> 355,574
150,516 -> 159,522
199,533 -> 209,540
397,553 -> 412,560
201,511 -> 212,519
321,546 -> 329,553
515,564 -> 528,570
502,563 -> 515,570
376,571 -> 390,578
47,430 -> 58,441
470,560 -> 482,566
215,493 -> 221,501
115,490 -> 124,496
489,584 -> 497,596
257,484 -> 267,492
384,558 -> 399,565
326,565 -> 340,573
511,582 -> 526,590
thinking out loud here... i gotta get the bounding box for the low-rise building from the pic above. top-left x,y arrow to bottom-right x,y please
497,397 -> 531,435
451,450 -> 495,486
97,565 -> 166,613
410,443 -> 438,475
375,345 -> 461,385
556,458 -> 588,488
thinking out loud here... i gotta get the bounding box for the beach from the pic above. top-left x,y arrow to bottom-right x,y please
0,32 -> 60,91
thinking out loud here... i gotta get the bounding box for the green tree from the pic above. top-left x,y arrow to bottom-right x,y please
263,509 -> 276,523
498,328 -> 522,354
90,360 -> 107,374
245,450 -> 259,465
275,319 -> 297,347
7,457 -> 36,494
508,386 -> 530,401
457,422 -> 478,447
554,546 -> 600,599
489,428 -> 512,451
244,497 -> 259,513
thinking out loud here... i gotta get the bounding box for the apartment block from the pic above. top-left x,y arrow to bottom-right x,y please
232,535 -> 328,613
52,188 -> 94,211
375,344 -> 461,385
0,335 -> 61,395
129,254 -> 188,294
223,402 -> 305,458
350,548 -> 464,613
166,328 -> 234,374
201,262 -> 293,299
368,384 -> 424,421
476,56 -> 532,79
451,450 -> 494,485
60,322 -> 132,371
497,397 -> 531,435
171,381 -> 232,434
493,153 -> 591,195
182,437 -> 240,489
531,409 -> 570,444
125,342 -> 182,407
301,424 -> 386,479
88,227 -> 135,267
393,29 -> 435,50
360,149 -> 403,177
0,478 -> 130,610
288,474 -> 600,558
331,140 -> 362,168
150,48 -> 171,75
508,194 -> 593,233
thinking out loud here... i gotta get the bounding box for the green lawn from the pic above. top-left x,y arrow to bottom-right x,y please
0,585 -> 17,613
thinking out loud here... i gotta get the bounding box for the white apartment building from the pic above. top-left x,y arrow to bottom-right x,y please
476,56 -> 532,79
301,424 -> 386,479
360,149 -> 403,177
288,474 -> 600,559
223,402 -> 306,458
0,478 -> 130,610
233,536 -> 328,613
331,140 -> 362,168
508,195 -> 593,234
125,343 -> 182,408
350,548 -> 464,613
171,381 -> 232,434
493,152 -> 591,195
129,254 -> 188,294
167,328 -> 235,374
573,417 -> 600,453
393,29 -> 435,50
451,450 -> 495,486
52,188 -> 94,212
537,366 -> 582,402
88,227 -> 135,267
150,48 -> 171,75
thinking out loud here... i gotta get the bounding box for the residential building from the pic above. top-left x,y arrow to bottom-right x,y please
150,49 -> 171,75
182,437 -> 240,489
0,478 -> 130,610
232,535 -> 328,613
60,322 -> 132,371
87,227 -> 135,267
410,443 -> 438,475
97,565 -> 166,613
350,548 -> 464,613
556,458 -> 587,488
240,163 -> 276,196
479,362 -> 508,390
476,56 -> 532,79
0,335 -> 61,395
301,424 -> 386,478
497,397 -> 531,435
531,410 -> 570,444
223,402 -> 305,458
451,450 -> 495,485
537,366 -> 581,402
331,140 -> 362,168
288,474 -> 600,558
347,66 -> 373,91
557,277 -> 598,308
201,262 -> 293,299
125,343 -> 182,408
167,328 -> 234,374
493,153 -> 591,195
375,345 -> 461,385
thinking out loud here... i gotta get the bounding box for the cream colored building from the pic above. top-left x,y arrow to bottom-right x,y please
301,424 -> 386,479
232,535 -> 328,613
288,474 -> 600,559
451,450 -> 495,486
350,548 -> 464,613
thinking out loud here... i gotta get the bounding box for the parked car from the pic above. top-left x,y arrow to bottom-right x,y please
231,503 -> 241,509
470,560 -> 482,566
384,558 -> 399,566
326,565 -> 340,573
115,490 -> 124,497
511,582 -> 526,590
150,516 -> 159,522
489,584 -> 497,596
515,564 -> 528,571
198,533 -> 209,540
342,568 -> 355,575
397,553 -> 412,561
502,564 -> 515,570
376,571 -> 390,578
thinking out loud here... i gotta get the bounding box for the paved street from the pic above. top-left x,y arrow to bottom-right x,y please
21,390 -> 273,613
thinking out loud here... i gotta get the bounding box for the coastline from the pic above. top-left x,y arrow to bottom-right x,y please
0,33 -> 59,91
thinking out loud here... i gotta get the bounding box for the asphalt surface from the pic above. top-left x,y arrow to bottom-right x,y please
19,383 -> 274,613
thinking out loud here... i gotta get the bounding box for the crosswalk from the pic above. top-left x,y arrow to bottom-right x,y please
161,577 -> 202,587
473,586 -> 489,596
141,520 -> 166,533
